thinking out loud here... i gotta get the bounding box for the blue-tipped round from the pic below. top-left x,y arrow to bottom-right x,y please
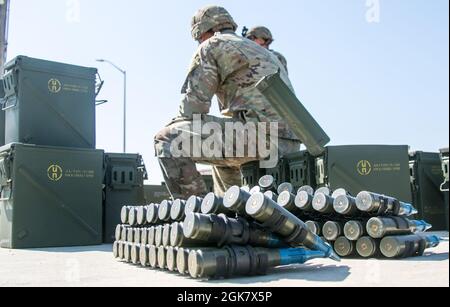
426,235 -> 442,248
399,202 -> 419,216
278,248 -> 327,265
415,220 -> 433,232
313,237 -> 341,262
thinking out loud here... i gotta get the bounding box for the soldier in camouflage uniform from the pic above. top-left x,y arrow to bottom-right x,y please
244,26 -> 289,73
154,5 -> 301,199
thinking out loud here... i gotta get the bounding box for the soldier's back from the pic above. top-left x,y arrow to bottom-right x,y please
198,31 -> 296,139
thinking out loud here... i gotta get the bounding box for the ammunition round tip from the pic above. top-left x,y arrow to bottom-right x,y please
277,191 -> 293,208
149,246 -> 158,268
167,247 -> 178,272
146,204 -> 158,224
128,208 -> 137,226
186,196 -> 202,215
356,191 -> 374,212
298,185 -> 314,196
366,217 -> 385,239
162,224 -> 172,247
148,227 -> 156,246
323,221 -> 341,241
183,213 -> 201,239
333,195 -> 351,214
331,188 -> 348,199
188,250 -> 203,279
177,248 -> 189,275
245,193 -> 267,216
201,193 -> 218,214
113,241 -> 120,258
140,245 -> 149,267
223,186 -> 242,210
263,191 -> 278,201
159,200 -> 172,221
380,237 -> 402,258
259,175 -> 275,190
295,191 -> 312,210
115,225 -> 123,242
170,222 -> 183,247
118,242 -> 125,260
154,226 -> 163,247
344,221 -> 364,241
315,187 -> 331,196
123,243 -> 132,263
250,186 -> 262,194
137,206 -> 147,225
171,199 -> 186,221
120,206 -> 130,224
277,182 -> 294,195
158,246 -> 167,269
131,244 -> 141,264
357,237 -> 378,258
334,237 -> 354,257
141,228 -> 148,245
312,193 -> 328,212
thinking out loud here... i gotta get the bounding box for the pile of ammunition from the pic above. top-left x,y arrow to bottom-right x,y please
113,175 -> 441,280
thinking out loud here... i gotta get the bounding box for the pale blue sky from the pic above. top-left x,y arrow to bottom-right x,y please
7,0 -> 449,184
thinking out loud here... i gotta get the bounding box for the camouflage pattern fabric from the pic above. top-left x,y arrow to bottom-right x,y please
271,50 -> 289,74
155,115 -> 300,199
179,30 -> 297,140
245,26 -> 274,44
155,30 -> 301,199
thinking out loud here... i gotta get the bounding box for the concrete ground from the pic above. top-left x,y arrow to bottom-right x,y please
0,232 -> 448,287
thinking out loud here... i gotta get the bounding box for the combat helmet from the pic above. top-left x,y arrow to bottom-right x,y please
191,5 -> 238,41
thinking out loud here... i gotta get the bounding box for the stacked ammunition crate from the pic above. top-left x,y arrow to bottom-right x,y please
113,175 -> 441,280
0,56 -> 105,249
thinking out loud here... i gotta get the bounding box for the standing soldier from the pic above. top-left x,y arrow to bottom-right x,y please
154,5 -> 301,200
244,26 -> 289,73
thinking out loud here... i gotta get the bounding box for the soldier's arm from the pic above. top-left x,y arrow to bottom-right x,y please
179,45 -> 219,118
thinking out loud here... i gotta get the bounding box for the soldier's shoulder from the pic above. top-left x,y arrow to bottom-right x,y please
271,50 -> 287,60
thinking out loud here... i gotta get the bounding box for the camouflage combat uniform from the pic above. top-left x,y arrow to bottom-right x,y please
271,50 -> 288,74
244,26 -> 289,74
154,30 -> 301,200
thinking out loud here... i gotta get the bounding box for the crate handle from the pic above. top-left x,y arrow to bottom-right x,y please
1,97 -> 17,111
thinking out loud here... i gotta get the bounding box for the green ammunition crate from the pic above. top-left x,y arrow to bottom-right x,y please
0,79 -> 4,146
241,161 -> 266,187
2,56 -> 97,148
143,184 -> 171,204
409,151 -> 446,230
103,153 -> 147,243
283,150 -> 316,190
0,143 -> 103,249
440,148 -> 449,231
319,145 -> 412,203
240,161 -> 284,188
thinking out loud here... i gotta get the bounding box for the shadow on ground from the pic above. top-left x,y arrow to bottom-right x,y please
200,263 -> 351,285
18,244 -> 113,254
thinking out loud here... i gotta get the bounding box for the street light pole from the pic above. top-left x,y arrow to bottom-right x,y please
123,70 -> 127,154
96,59 -> 127,153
